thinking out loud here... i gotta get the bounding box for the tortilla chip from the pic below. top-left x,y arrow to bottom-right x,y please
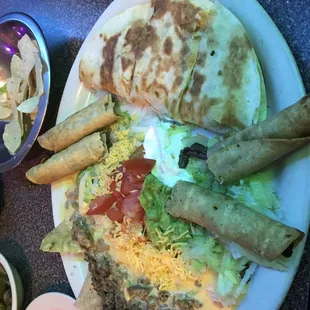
19,79 -> 29,102
28,68 -> 36,97
1,34 -> 44,154
34,56 -> 44,96
40,219 -> 83,254
10,54 -> 23,79
0,105 -> 12,119
75,273 -> 103,310
17,34 -> 39,81
17,95 -> 40,113
6,77 -> 22,99
17,55 -> 43,113
3,119 -> 22,155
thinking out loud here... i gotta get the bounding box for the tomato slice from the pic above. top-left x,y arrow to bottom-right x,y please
87,194 -> 117,215
123,158 -> 156,179
121,191 -> 145,222
121,173 -> 143,196
112,190 -> 124,211
116,199 -> 123,211
107,206 -> 124,223
109,180 -> 117,191
132,209 -> 145,223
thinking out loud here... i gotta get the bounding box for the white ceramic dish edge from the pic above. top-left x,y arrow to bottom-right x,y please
51,0 -> 309,309
0,253 -> 24,310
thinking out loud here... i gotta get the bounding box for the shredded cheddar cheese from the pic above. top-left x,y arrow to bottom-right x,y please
105,224 -> 198,291
90,127 -> 137,197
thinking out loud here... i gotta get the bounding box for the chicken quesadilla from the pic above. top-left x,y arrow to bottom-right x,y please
79,0 -> 266,132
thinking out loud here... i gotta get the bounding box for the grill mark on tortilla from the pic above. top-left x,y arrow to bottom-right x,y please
125,23 -> 158,60
170,98 -> 182,119
197,52 -> 207,67
153,82 -> 168,97
180,98 -> 195,121
172,76 -> 183,92
163,36 -> 173,55
152,0 -> 169,19
190,72 -> 206,97
100,33 -> 120,92
162,58 -> 175,72
141,75 -> 150,93
198,96 -> 220,126
180,44 -> 192,70
152,0 -> 202,36
205,26 -> 217,48
121,57 -> 133,71
171,2 -> 202,33
223,34 -> 252,90
220,95 -> 245,128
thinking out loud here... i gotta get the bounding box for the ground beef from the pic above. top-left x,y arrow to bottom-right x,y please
72,215 -> 203,310
71,216 -> 93,250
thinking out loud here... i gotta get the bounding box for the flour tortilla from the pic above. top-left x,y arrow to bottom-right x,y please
208,95 -> 310,155
207,95 -> 310,184
129,0 -> 212,116
38,95 -> 118,152
207,137 -> 310,184
75,273 -> 103,310
79,3 -> 154,101
26,132 -> 107,184
79,0 -> 265,131
179,1 -> 266,132
167,181 -> 304,261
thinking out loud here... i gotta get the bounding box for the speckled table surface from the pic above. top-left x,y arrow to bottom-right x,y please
0,0 -> 309,309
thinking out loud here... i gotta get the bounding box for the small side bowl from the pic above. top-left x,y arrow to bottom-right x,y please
0,12 -> 50,173
0,253 -> 24,310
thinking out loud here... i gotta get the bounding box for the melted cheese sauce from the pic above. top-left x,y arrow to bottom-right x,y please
104,224 -> 232,310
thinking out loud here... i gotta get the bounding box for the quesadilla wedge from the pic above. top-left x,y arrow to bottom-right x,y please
79,0 -> 266,132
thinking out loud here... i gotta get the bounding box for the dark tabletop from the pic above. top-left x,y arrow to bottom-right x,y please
0,0 -> 309,309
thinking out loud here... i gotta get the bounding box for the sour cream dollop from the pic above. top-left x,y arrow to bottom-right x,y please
143,122 -> 193,187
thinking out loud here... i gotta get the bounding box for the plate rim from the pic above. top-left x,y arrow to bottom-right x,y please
51,0 -> 309,309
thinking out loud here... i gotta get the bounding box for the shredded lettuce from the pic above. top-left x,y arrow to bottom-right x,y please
226,171 -> 281,218
178,137 -> 284,302
140,174 -> 191,246
228,242 -> 289,271
216,253 -> 248,298
141,175 -> 253,303
168,124 -> 192,136
108,110 -> 132,143
186,158 -> 213,188
207,136 -> 221,148
181,134 -> 209,147
181,234 -> 224,273
77,166 -> 97,204
184,143 -> 280,217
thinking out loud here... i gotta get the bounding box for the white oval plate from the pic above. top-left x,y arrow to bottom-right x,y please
51,0 -> 309,309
